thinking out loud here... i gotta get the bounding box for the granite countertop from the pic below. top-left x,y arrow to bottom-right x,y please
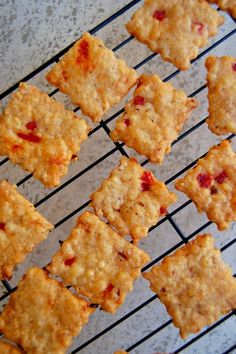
0,1 -> 236,353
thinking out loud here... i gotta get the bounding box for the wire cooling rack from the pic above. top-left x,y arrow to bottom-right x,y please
0,1 -> 236,353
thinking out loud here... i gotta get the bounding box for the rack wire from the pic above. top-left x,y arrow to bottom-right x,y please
0,0 -> 236,353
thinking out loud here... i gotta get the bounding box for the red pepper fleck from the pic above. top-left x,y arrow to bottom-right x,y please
232,63 -> 236,71
197,173 -> 212,188
0,223 -> 5,231
64,257 -> 76,266
26,121 -> 37,131
134,95 -> 145,106
17,132 -> 41,143
160,206 -> 167,215
214,171 -> 228,184
153,10 -> 166,21
192,21 -> 204,35
104,283 -> 114,296
77,39 -> 89,64
124,118 -> 130,126
141,171 -> 155,192
118,251 -> 128,261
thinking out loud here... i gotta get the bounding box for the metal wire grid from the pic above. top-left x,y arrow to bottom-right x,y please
0,0 -> 236,352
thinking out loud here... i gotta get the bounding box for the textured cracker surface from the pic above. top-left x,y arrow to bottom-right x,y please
175,140 -> 236,230
206,56 -> 236,135
207,0 -> 236,18
90,157 -> 177,243
46,32 -> 138,122
0,268 -> 94,354
111,74 -> 197,163
143,234 -> 236,339
47,211 -> 150,314
126,0 -> 224,70
0,181 -> 53,280
0,83 -> 90,188
0,341 -> 22,354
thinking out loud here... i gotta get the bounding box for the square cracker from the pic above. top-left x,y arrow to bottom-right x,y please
0,267 -> 94,354
175,140 -> 236,230
0,180 -> 53,280
111,74 -> 197,163
46,32 -> 138,122
0,341 -> 22,354
47,211 -> 150,314
205,56 -> 236,135
90,157 -> 177,244
143,234 -> 236,339
0,83 -> 90,188
126,0 -> 224,70
207,0 -> 236,18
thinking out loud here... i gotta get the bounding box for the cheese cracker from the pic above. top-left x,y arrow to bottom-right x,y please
0,268 -> 94,354
111,74 -> 197,163
175,140 -> 236,230
46,32 -> 138,122
0,180 -> 53,280
143,234 -> 236,338
90,157 -> 177,243
206,56 -> 236,135
126,0 -> 224,70
47,211 -> 150,314
0,83 -> 90,188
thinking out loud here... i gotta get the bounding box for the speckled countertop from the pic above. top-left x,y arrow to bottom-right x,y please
0,1 -> 236,354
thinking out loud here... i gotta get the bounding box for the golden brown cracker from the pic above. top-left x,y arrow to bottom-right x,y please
0,180 -> 53,280
143,234 -> 236,339
0,83 -> 90,188
46,32 -> 138,122
206,56 -> 236,135
90,157 -> 177,243
0,267 -> 94,354
175,140 -> 236,230
126,0 -> 224,70
47,211 -> 150,314
111,74 -> 197,163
